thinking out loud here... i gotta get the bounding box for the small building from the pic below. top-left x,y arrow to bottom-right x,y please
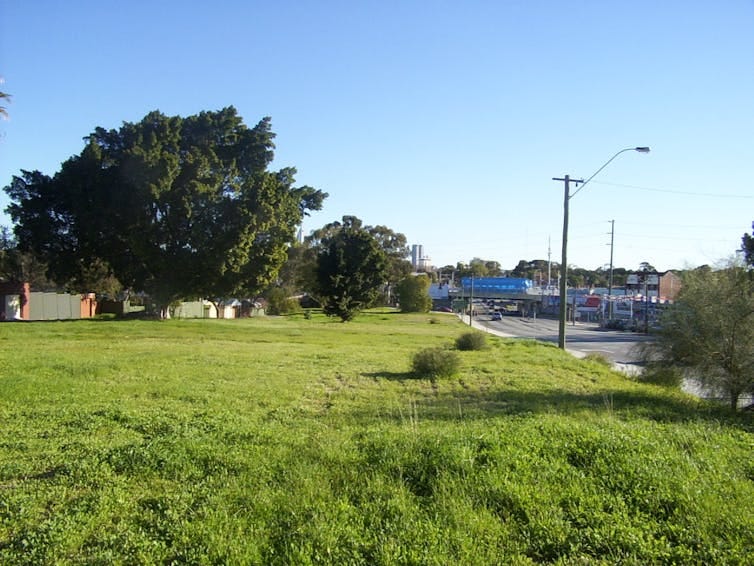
0,282 -> 30,320
0,282 -> 98,321
625,271 -> 681,301
171,300 -> 218,319
219,299 -> 241,319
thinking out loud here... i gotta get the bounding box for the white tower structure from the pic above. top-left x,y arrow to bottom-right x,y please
411,244 -> 431,272
411,245 -> 424,269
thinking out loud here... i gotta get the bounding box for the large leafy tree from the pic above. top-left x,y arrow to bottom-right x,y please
0,226 -> 55,290
0,227 -> 19,282
4,107 -> 325,313
644,261 -> 753,410
456,258 -> 501,279
314,216 -> 389,321
285,216 -> 409,304
367,223 -> 412,286
638,261 -> 656,273
307,216 -> 410,281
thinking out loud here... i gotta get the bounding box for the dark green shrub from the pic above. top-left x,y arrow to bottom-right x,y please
411,347 -> 460,379
397,274 -> 433,313
455,331 -> 487,351
264,287 -> 302,315
637,364 -> 683,387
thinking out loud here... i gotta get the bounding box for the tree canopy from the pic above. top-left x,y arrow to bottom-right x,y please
4,107 -> 326,311
645,262 -> 754,410
307,216 -> 410,284
314,216 -> 389,321
0,226 -> 56,290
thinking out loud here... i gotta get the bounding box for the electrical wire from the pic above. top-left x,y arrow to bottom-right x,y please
592,181 -> 753,199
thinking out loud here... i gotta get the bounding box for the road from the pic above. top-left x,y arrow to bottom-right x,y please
470,314 -> 652,374
467,313 -> 752,405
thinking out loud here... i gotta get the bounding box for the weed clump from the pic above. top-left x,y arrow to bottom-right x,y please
455,331 -> 487,351
411,347 -> 460,379
582,352 -> 612,367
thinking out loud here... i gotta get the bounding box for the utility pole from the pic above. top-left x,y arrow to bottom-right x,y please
553,175 -> 583,349
547,236 -> 552,290
553,147 -> 649,349
644,275 -> 649,334
607,219 -> 615,320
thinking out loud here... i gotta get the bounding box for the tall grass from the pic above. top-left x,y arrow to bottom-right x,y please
0,311 -> 751,564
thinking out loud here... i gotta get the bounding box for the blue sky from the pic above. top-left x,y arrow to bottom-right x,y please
1,0 -> 752,273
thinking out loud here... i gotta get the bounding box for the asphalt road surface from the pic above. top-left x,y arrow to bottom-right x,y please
471,314 -> 652,373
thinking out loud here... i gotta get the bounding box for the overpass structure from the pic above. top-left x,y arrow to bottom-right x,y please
449,277 -> 557,315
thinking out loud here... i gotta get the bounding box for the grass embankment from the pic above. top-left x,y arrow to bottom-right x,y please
0,312 -> 751,564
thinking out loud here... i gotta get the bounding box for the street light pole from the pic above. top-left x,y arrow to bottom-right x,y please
554,147 -> 650,350
607,219 -> 615,320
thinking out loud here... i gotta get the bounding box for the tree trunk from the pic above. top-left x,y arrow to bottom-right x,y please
730,391 -> 740,411
208,299 -> 222,319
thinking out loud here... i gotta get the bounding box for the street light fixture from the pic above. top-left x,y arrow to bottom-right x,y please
553,147 -> 650,349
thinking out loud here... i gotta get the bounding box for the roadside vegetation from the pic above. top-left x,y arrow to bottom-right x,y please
641,259 -> 754,410
0,312 -> 751,564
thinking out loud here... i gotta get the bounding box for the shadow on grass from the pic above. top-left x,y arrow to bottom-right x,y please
354,310 -> 409,321
363,370 -> 420,381
353,379 -> 754,430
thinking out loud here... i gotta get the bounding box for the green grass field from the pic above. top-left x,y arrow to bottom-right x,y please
0,311 -> 752,564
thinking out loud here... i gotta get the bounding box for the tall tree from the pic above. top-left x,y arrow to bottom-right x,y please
306,217 -> 409,279
483,260 -> 503,277
0,226 -> 21,283
570,267 -> 593,288
367,223 -> 412,289
5,108 -> 326,314
643,261 -> 754,410
510,260 -> 529,279
468,258 -> 490,277
314,217 -> 388,321
610,267 -> 628,287
742,222 -> 754,268
0,226 -> 55,290
298,216 -> 409,303
456,258 -> 497,279
509,259 -> 552,283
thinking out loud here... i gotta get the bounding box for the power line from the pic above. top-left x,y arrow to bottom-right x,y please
619,232 -> 736,242
620,220 -> 744,229
592,180 -> 754,199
